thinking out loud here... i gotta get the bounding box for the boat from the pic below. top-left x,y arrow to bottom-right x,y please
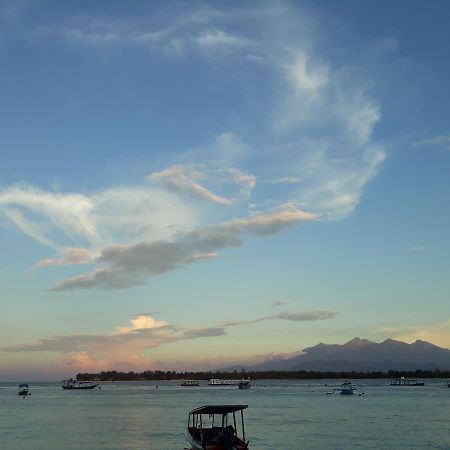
62,379 -> 99,390
185,405 -> 249,450
389,377 -> 424,386
18,384 -> 30,396
237,380 -> 251,390
181,380 -> 200,387
445,380 -> 450,388
339,381 -> 355,395
209,378 -> 250,386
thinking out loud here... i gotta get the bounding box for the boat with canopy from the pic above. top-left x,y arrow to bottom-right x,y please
185,405 -> 249,450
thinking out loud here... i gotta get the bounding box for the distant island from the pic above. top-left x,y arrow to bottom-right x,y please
76,337 -> 450,381
76,369 -> 450,381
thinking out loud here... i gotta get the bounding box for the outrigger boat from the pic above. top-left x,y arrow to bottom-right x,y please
186,405 -> 249,450
62,379 -> 99,390
18,383 -> 30,396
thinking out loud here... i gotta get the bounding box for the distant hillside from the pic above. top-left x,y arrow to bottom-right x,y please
226,338 -> 450,372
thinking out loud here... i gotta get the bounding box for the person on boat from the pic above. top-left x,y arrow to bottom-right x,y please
218,425 -> 235,449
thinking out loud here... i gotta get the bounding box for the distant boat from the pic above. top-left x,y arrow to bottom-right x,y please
446,380 -> 450,388
209,378 -> 250,386
181,380 -> 200,387
18,384 -> 30,396
237,380 -> 251,390
185,404 -> 249,449
389,377 -> 424,386
62,379 -> 99,390
339,381 -> 355,395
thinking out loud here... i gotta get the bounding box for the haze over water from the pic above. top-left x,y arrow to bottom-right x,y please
1,380 -> 449,450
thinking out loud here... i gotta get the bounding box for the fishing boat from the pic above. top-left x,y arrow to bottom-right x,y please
181,380 -> 200,387
185,405 -> 249,450
237,380 -> 251,390
389,377 -> 424,386
18,383 -> 30,396
62,379 -> 99,390
339,381 -> 355,395
209,378 -> 250,386
445,380 -> 450,388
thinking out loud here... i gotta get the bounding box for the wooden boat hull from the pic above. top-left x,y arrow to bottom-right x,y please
186,434 -> 247,450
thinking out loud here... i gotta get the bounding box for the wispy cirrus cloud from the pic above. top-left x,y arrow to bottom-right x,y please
1,3 -> 388,291
413,135 -> 450,151
148,164 -> 234,205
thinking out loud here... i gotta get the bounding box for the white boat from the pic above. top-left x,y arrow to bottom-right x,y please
185,405 -> 249,449
62,379 -> 99,390
339,381 -> 355,395
389,377 -> 424,386
18,383 -> 30,396
209,378 -> 250,386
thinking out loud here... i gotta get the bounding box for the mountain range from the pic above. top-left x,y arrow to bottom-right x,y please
228,338 -> 450,372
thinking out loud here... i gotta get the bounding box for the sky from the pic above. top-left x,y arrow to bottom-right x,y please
0,0 -> 449,380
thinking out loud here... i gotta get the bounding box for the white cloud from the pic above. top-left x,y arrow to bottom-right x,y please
410,245 -> 425,252
148,164 -> 234,205
0,186 -> 97,244
0,184 -> 198,249
414,135 -> 450,151
269,177 -> 302,185
195,29 -> 246,48
228,168 -> 256,199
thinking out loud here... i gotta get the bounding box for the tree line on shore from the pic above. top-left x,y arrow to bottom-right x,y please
76,369 -> 450,381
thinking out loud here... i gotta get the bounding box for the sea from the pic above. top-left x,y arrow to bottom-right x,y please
0,379 -> 449,450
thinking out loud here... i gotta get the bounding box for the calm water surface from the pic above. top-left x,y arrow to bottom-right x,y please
0,379 -> 449,450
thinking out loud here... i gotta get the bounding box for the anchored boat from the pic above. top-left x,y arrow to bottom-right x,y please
209,378 -> 250,387
181,380 -> 200,387
389,377 -> 424,386
18,384 -> 30,396
339,381 -> 355,395
186,405 -> 249,450
62,379 -> 99,390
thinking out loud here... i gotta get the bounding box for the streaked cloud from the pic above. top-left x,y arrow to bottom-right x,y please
48,205 -> 319,291
413,135 -> 450,151
410,245 -> 425,252
2,310 -> 336,371
194,29 -> 246,48
272,300 -> 289,306
148,164 -> 233,205
269,177 -> 302,185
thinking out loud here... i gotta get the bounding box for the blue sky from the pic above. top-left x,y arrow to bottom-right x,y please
0,0 -> 449,380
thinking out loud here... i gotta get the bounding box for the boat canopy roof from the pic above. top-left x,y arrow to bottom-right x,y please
19,383 -> 29,388
190,405 -> 248,415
